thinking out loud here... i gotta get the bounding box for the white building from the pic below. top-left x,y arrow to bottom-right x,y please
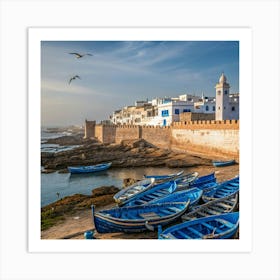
193,93 -> 216,114
157,98 -> 195,126
111,101 -> 157,125
215,73 -> 239,120
110,73 -> 239,126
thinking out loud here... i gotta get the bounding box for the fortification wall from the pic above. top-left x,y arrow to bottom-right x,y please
172,119 -> 239,130
171,120 -> 239,157
141,126 -> 171,148
115,125 -> 140,144
84,120 -> 96,138
86,120 -> 239,157
95,124 -> 103,142
102,125 -> 116,144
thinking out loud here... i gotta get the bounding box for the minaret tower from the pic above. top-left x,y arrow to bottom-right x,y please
215,73 -> 230,120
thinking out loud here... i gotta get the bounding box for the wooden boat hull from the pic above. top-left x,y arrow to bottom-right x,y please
202,176 -> 239,202
144,170 -> 184,180
149,187 -> 203,206
67,162 -> 112,174
113,178 -> 155,205
181,191 -> 239,221
121,180 -> 177,207
92,202 -> 190,233
158,212 -> 239,239
177,172 -> 216,191
212,159 -> 236,167
173,172 -> 199,189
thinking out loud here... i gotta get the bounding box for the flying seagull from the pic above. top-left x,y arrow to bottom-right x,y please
69,75 -> 81,84
69,52 -> 93,59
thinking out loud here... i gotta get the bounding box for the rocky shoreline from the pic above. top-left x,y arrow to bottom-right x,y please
42,136 -> 216,173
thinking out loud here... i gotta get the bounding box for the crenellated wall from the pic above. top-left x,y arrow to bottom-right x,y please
84,120 -> 96,138
85,120 -> 239,157
103,125 -> 116,144
94,124 -> 104,142
172,119 -> 239,130
141,125 -> 171,148
115,125 -> 140,144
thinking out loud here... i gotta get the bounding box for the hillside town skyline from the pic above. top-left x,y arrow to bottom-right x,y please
99,72 -> 239,127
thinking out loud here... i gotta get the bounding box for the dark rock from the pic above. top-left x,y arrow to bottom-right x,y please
123,178 -> 139,187
41,138 -> 214,171
91,186 -> 119,197
41,169 -> 56,174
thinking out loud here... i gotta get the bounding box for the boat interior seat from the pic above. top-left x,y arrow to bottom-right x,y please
139,212 -> 160,219
215,218 -> 235,228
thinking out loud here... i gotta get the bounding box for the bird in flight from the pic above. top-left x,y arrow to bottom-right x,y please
69,75 -> 81,84
69,52 -> 93,59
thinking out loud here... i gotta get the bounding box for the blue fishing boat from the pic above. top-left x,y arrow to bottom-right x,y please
121,180 -> 177,207
92,202 -> 190,233
172,172 -> 199,189
212,159 -> 236,167
68,162 -> 112,174
149,187 -> 203,206
158,212 -> 239,239
188,172 -> 216,189
113,178 -> 155,205
144,170 -> 184,180
202,176 -> 239,202
182,191 -> 239,221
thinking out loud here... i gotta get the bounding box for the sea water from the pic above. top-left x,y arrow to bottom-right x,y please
41,130 -> 79,153
41,129 -> 183,207
40,129 -> 183,207
41,166 -> 182,207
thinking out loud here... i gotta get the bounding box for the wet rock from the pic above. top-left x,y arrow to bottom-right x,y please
41,169 -> 56,174
123,178 -> 139,187
45,134 -> 95,146
91,186 -> 119,197
41,138 -> 214,172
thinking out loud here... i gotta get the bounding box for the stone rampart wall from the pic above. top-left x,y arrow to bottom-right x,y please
115,125 -> 140,144
172,119 -> 239,130
141,126 -> 171,148
86,120 -> 239,157
103,125 -> 116,144
171,128 -> 239,157
84,120 -> 96,138
94,124 -> 104,142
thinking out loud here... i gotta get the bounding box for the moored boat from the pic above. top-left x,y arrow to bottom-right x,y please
181,191 -> 239,221
149,187 -> 203,206
158,212 -> 239,239
113,178 -> 155,205
173,172 -> 199,189
202,176 -> 239,202
212,159 -> 236,167
188,172 -> 216,189
121,180 -> 177,207
144,170 -> 184,180
92,201 -> 190,233
67,162 -> 112,174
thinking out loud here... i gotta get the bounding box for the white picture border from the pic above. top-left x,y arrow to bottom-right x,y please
1,1 -> 279,279
28,27 -> 252,253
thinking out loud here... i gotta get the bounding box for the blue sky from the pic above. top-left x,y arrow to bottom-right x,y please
41,41 -> 239,127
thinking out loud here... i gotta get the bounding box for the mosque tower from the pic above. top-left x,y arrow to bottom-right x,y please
215,73 -> 230,120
